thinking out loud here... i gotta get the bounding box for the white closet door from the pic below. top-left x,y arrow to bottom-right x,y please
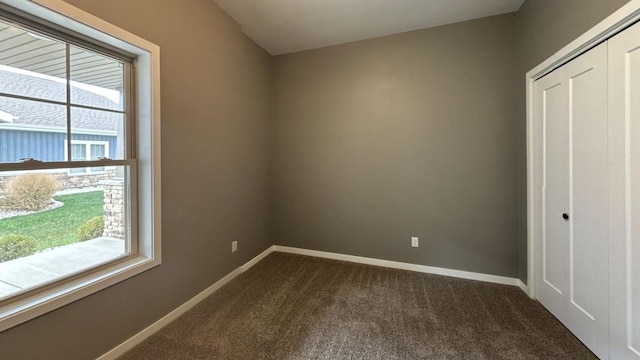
567,42 -> 609,360
535,42 -> 609,360
609,20 -> 640,360
535,64 -> 570,323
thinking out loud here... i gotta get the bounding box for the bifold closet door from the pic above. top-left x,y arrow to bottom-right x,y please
534,42 -> 609,359
609,20 -> 640,360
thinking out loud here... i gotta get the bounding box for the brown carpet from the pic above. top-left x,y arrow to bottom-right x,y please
119,253 -> 597,360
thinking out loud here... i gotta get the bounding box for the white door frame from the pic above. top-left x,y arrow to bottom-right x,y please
526,0 -> 640,299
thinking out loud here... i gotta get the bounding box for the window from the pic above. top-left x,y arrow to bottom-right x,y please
0,0 -> 161,332
65,140 -> 110,173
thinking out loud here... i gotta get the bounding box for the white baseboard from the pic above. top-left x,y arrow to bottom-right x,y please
517,280 -> 532,298
273,245 -> 521,287
97,246 -> 274,360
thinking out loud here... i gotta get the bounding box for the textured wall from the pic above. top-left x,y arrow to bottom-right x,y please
515,0 -> 632,283
0,0 -> 273,359
273,14 -> 519,278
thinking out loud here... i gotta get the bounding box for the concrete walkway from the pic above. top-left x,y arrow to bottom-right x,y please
0,238 -> 125,299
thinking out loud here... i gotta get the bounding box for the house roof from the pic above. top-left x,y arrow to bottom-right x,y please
0,68 -> 121,132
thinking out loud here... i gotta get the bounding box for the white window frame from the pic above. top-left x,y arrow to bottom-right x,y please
0,0 -> 161,332
64,139 -> 111,174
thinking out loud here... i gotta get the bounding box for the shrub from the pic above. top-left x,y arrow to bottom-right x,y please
0,234 -> 37,262
1,173 -> 60,211
77,216 -> 104,241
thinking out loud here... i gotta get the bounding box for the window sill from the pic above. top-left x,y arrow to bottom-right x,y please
0,253 -> 160,333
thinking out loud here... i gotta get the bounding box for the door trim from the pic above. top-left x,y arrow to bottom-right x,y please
526,0 -> 640,299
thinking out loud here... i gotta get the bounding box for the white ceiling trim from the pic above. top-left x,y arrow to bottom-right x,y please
212,0 -> 525,55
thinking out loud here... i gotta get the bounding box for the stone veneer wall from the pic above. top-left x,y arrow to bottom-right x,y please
100,179 -> 125,239
0,170 -> 116,195
60,170 -> 116,192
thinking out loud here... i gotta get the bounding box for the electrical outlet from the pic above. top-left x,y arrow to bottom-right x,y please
232,241 -> 238,252
411,237 -> 419,248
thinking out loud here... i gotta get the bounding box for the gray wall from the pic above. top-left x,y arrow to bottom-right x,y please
273,14 -> 519,277
0,0 -> 273,359
514,0 -> 631,283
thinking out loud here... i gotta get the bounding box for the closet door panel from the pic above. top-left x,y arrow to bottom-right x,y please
542,79 -> 570,296
535,42 -> 609,359
567,43 -> 609,359
536,72 -> 570,321
609,20 -> 640,360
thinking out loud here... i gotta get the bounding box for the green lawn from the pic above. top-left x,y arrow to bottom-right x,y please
0,191 -> 104,251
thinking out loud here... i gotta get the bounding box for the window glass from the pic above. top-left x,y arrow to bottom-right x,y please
0,24 -> 126,165
69,143 -> 86,174
70,45 -> 124,112
71,143 -> 86,160
68,142 -> 109,173
0,95 -> 67,163
0,19 -> 67,102
90,144 -> 105,160
0,12 -> 135,305
71,107 -> 124,161
90,144 -> 106,172
0,166 -> 130,301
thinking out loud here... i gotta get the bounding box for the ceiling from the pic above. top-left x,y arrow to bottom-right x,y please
212,0 -> 526,55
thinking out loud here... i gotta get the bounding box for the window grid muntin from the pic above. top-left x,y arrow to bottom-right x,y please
0,91 -> 128,114
0,13 -> 133,170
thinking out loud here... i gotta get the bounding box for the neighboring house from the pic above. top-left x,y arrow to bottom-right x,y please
0,67 -> 120,170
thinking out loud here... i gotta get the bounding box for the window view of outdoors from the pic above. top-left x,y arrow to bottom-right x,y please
0,19 -> 130,300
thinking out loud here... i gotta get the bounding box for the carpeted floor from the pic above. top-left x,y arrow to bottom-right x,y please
120,252 -> 597,360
